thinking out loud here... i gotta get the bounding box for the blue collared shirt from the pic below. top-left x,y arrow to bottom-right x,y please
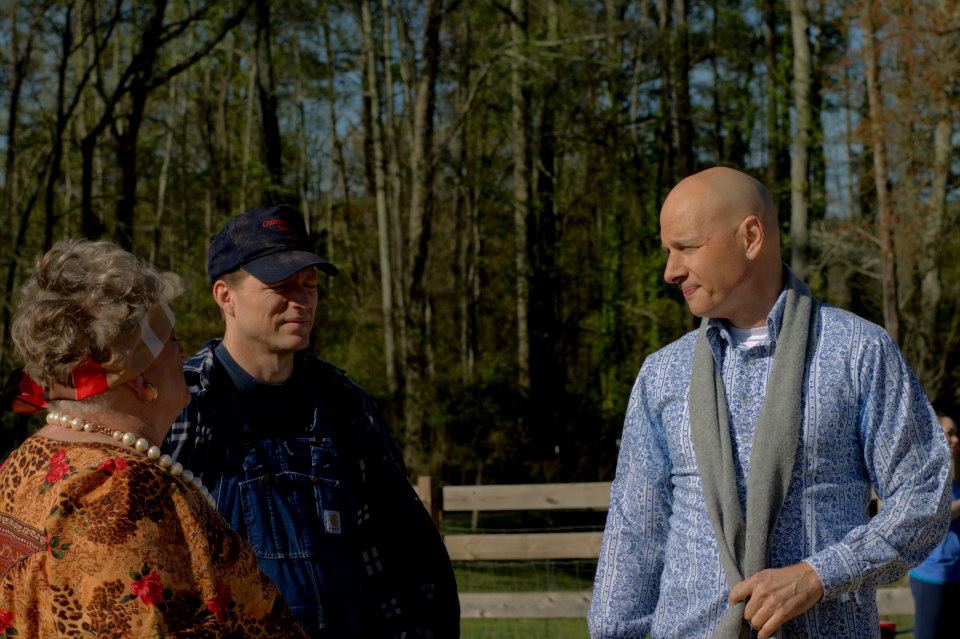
589,285 -> 951,638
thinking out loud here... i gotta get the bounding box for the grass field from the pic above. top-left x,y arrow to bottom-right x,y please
460,615 -> 915,639
461,619 -> 589,639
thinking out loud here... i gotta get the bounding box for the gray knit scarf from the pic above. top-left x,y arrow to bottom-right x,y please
688,271 -> 817,639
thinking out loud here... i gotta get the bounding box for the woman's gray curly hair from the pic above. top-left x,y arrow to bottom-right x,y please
11,239 -> 184,387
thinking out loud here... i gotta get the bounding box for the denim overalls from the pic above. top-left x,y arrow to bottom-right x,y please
202,364 -> 362,636
164,342 -> 461,638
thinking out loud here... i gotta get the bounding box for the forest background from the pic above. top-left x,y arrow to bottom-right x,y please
0,0 -> 958,486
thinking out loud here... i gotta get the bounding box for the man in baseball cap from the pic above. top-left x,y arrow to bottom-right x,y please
163,205 -> 459,637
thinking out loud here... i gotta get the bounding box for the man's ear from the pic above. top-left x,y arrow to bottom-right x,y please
212,280 -> 235,318
740,215 -> 764,260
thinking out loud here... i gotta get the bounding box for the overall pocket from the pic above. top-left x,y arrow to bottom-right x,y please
240,470 -> 346,559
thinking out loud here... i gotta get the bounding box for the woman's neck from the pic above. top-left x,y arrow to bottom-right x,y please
42,401 -> 170,447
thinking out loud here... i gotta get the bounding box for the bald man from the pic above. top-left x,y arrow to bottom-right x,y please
589,168 -> 951,639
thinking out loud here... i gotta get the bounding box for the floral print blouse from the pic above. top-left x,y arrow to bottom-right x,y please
0,435 -> 307,638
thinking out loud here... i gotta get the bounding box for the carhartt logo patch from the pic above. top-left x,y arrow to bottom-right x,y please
323,509 -> 342,534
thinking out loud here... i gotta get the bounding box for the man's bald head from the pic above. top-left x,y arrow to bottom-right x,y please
659,167 -> 784,328
662,167 -> 779,242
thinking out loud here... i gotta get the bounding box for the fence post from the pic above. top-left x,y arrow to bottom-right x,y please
416,475 -> 443,530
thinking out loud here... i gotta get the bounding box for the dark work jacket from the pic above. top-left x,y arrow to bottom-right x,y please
162,340 -> 460,638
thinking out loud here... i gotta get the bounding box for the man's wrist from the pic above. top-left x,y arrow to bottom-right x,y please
798,561 -> 825,602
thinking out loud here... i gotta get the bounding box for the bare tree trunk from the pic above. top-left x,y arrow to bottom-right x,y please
44,13 -> 72,249
78,7 -> 109,240
917,0 -> 956,393
0,0 -> 51,365
454,10 -> 471,386
358,0 -> 398,396
381,0 -> 407,389
155,13 -> 198,263
320,3 -> 363,300
455,116 -> 470,385
710,1 -> 724,160
80,135 -> 103,238
673,0 -> 693,177
3,0 -> 32,235
467,179 -> 480,385
199,33 -> 233,218
424,297 -> 435,381
321,3 -> 348,216
656,0 -> 675,197
394,2 -> 416,140
403,0 -> 443,466
600,0 -> 625,411
113,93 -> 147,249
405,0 -> 442,291
113,0 -> 169,250
292,36 -> 312,226
763,0 -> 778,186
215,32 -> 234,213
809,0 -> 827,222
455,4 -> 479,387
789,0 -> 811,279
862,0 -> 899,344
628,26 -> 643,145
922,116 -> 950,317
152,79 -> 177,265
1,0 -> 30,366
510,0 -> 531,392
254,0 -> 282,198
240,51 -> 256,211
1,192 -> 44,367
843,42 -> 857,220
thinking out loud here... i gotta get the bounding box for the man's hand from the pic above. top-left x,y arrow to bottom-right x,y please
728,562 -> 824,639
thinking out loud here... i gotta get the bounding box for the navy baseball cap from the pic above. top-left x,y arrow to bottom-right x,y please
207,205 -> 339,283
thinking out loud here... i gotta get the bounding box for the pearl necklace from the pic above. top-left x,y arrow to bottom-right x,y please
46,411 -> 216,509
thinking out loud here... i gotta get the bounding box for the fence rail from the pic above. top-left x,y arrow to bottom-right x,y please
445,532 -> 603,561
442,482 -> 612,512
416,477 -> 913,619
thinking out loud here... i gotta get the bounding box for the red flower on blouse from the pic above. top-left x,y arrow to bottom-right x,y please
130,571 -> 164,606
0,609 -> 13,629
45,450 -> 70,484
205,584 -> 232,621
97,457 -> 128,473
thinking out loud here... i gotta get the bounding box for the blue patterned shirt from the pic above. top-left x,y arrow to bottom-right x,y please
589,287 -> 951,638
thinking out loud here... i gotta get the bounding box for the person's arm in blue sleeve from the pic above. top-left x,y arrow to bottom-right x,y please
589,360 -> 672,638
804,329 -> 951,598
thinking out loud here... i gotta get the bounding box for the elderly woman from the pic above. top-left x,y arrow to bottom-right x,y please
0,240 -> 306,637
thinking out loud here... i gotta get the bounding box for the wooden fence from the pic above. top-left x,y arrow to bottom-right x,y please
415,477 -> 913,620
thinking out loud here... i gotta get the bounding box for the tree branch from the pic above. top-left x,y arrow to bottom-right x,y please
149,1 -> 252,89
